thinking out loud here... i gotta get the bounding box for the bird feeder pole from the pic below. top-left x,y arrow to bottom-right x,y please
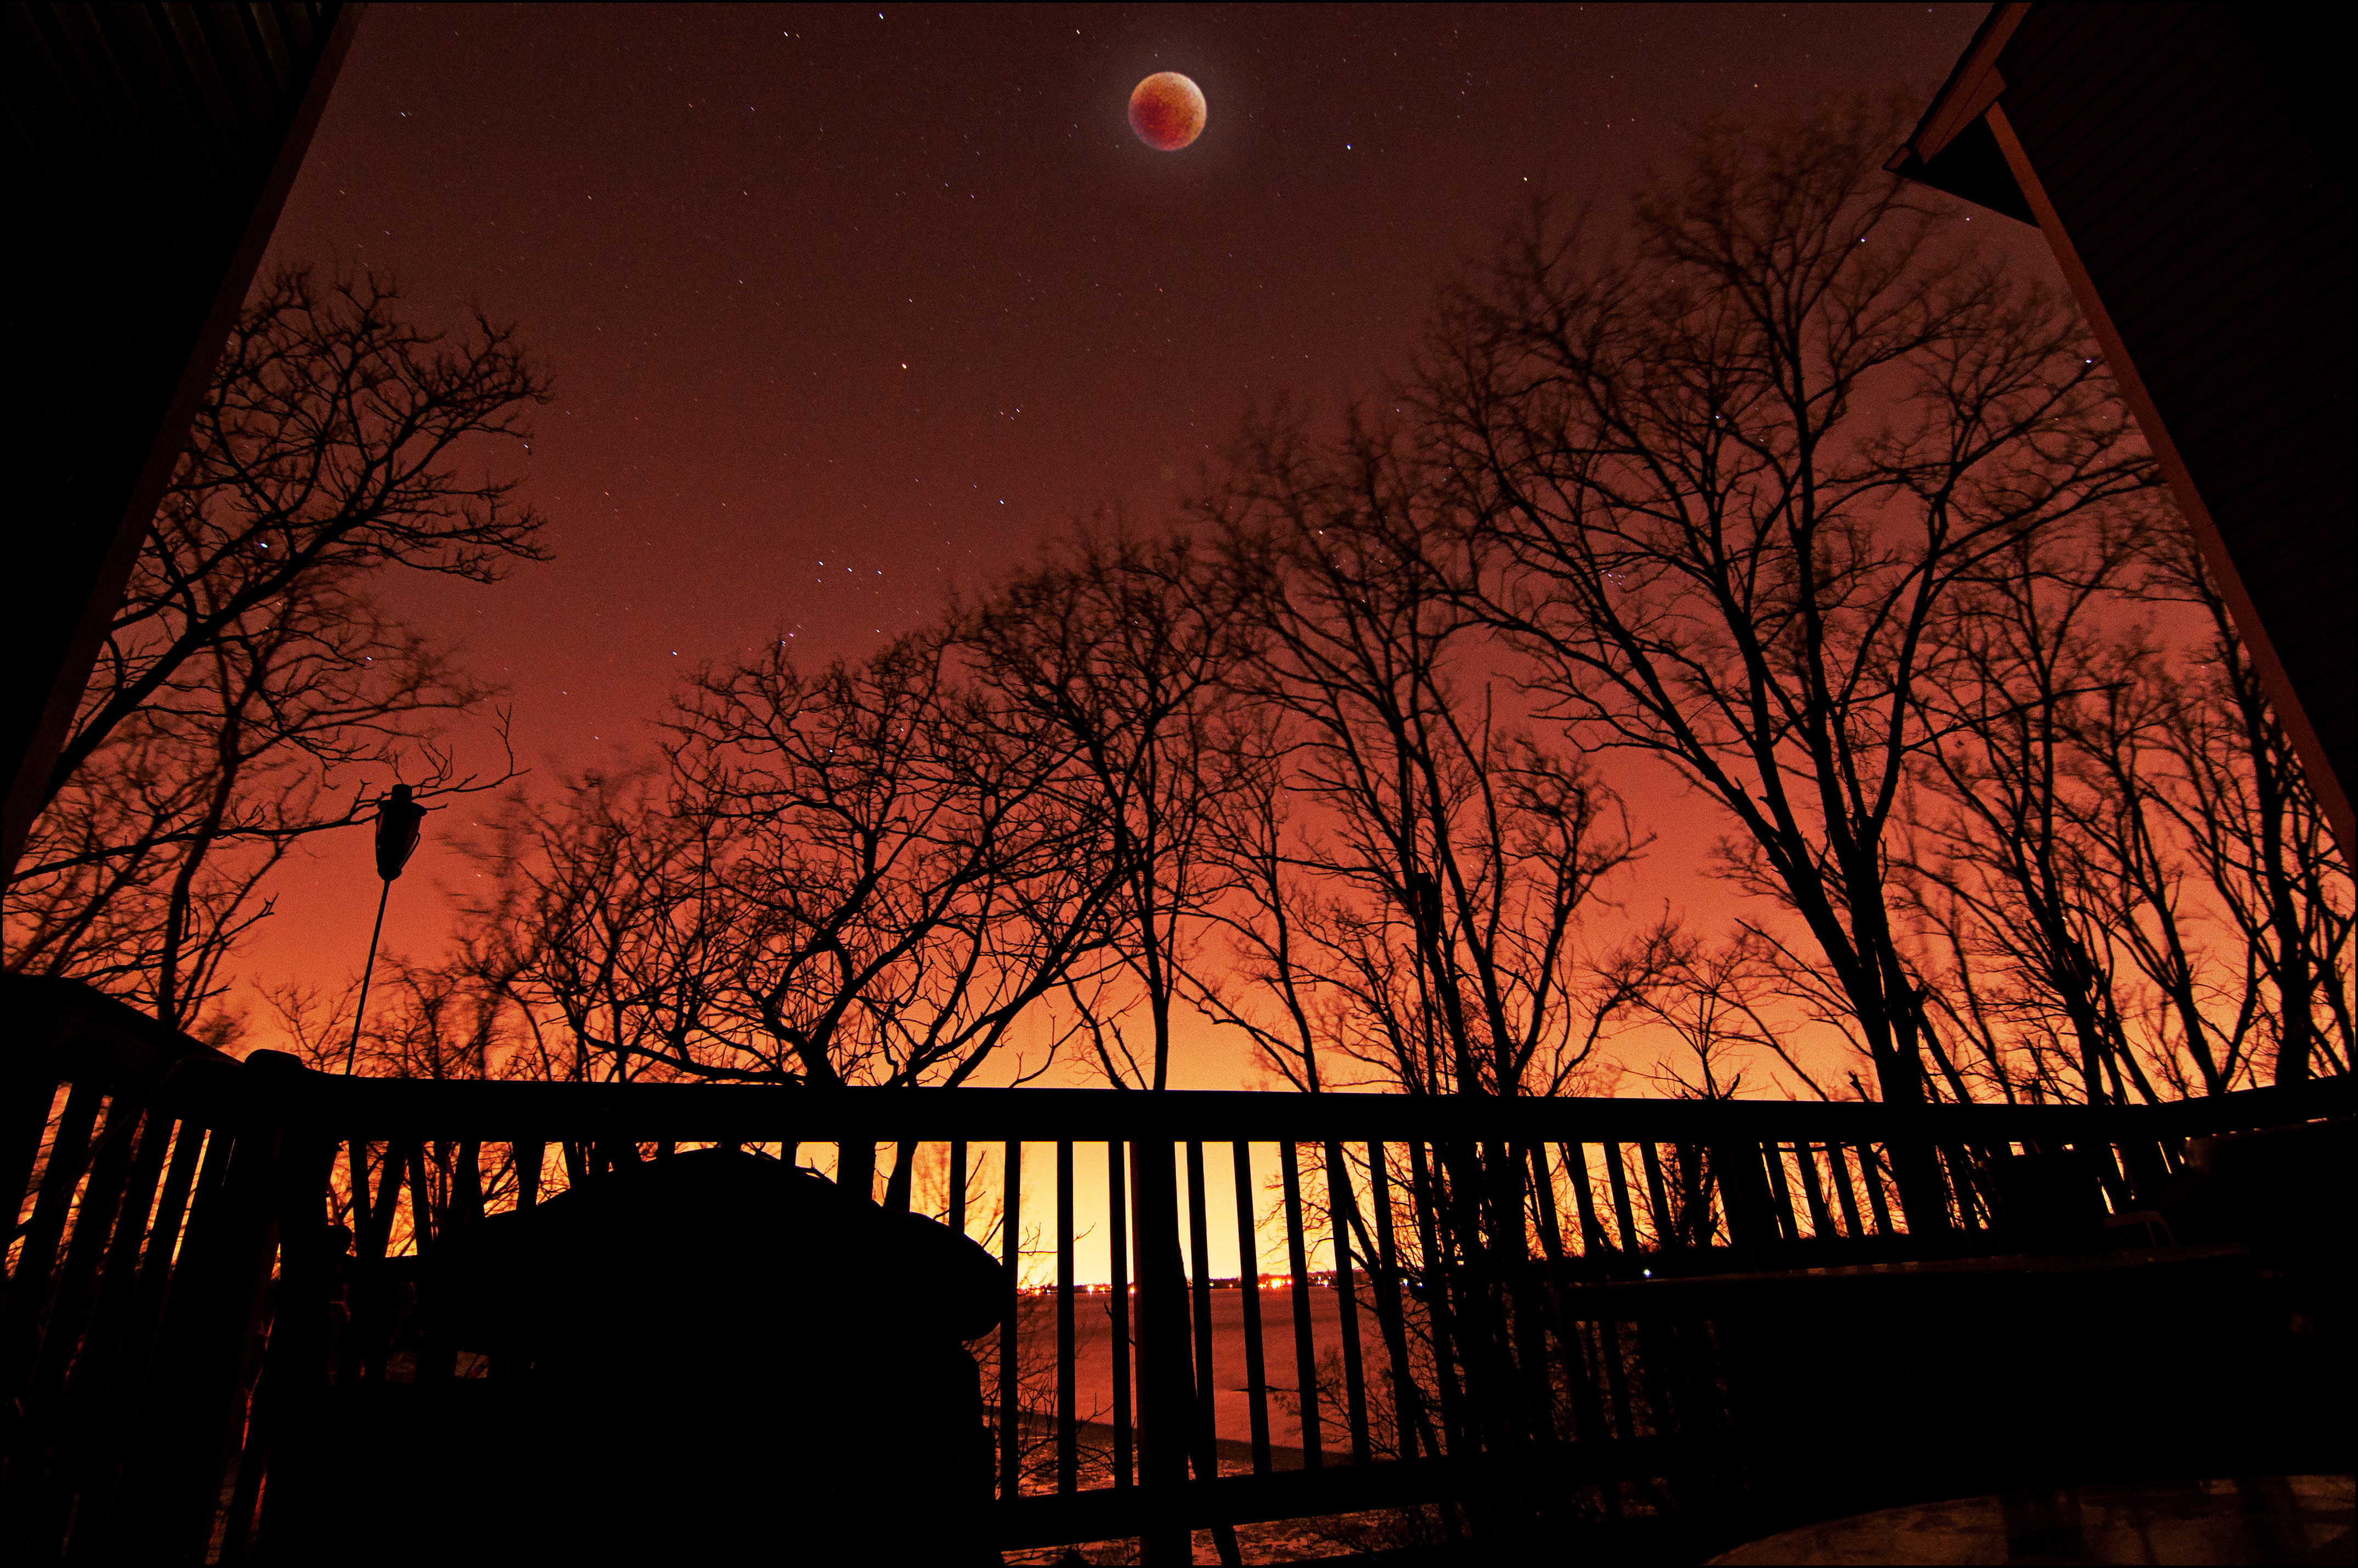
345,783 -> 428,1074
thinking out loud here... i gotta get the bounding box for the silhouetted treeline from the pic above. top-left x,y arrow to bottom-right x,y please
14,104 -> 2348,1117
3,268 -> 546,1035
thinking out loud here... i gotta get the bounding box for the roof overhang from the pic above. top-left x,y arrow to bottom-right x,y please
1886,3 -> 2037,224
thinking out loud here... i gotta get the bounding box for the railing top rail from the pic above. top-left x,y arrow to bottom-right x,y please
15,977 -> 2346,1143
5,972 -> 227,1094
151,1057 -> 2356,1143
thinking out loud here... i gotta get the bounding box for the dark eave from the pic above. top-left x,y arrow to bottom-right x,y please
1886,3 -> 2036,224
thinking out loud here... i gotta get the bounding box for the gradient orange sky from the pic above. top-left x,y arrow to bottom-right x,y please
229,3 -> 2028,1091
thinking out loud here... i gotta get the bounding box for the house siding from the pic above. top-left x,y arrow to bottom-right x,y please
3,3 -> 354,870
1998,3 -> 2355,798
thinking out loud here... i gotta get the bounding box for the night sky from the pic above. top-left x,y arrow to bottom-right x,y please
245,3 -> 2007,1080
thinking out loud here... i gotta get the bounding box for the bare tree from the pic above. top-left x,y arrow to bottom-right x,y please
1195,418 -> 1649,1100
2129,535 -> 2352,1086
1184,419 -> 1662,1522
666,629 -> 1126,1099
1430,100 -> 2158,1217
957,524 -> 1265,1560
278,952 -> 516,1086
5,267 -> 547,1032
1898,512 -> 2352,1102
1616,921 -> 1814,1100
1894,506 -> 2165,1105
450,763 -> 737,1086
439,631 -> 1128,1119
961,523 -> 1257,1093
45,267 -> 546,805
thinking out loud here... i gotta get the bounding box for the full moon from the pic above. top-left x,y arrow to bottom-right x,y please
1128,72 -> 1206,151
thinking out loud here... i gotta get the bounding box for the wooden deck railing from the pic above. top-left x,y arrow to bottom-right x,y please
5,974 -> 2349,1562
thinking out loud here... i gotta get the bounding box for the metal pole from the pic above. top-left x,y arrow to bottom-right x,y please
342,877 -> 392,1074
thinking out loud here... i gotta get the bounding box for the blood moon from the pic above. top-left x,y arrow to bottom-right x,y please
1127,71 -> 1206,151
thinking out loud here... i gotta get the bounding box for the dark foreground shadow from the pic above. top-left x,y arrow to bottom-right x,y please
1710,1475 -> 2355,1565
258,1149 -> 1008,1565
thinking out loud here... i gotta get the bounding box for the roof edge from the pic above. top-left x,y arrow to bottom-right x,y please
1892,2 -> 2032,170
1887,2 -> 2038,224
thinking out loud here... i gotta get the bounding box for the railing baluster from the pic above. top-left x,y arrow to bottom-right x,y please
112,1114 -> 272,1563
222,1129 -> 342,1565
40,1061 -> 2297,1555
1828,1141 -> 1866,1238
452,1139 -> 484,1228
1175,1143 -> 1245,1565
512,1141 -> 544,1214
1639,1141 -> 1674,1251
1597,1315 -> 1637,1446
1529,1141 -> 1567,1263
412,1140 -> 460,1386
1057,1139 -> 1076,1496
1,1081 -> 61,1261
1566,1142 -> 1611,1258
998,1140 -> 1022,1501
2090,1141 -> 2133,1215
1108,1141 -> 1132,1491
1409,1139 -> 1465,1456
1322,1141 -> 1370,1465
1669,1143 -> 1702,1249
346,1140 -> 394,1386
1797,1142 -> 1836,1238
1,1079 -> 102,1373
1943,1143 -> 1985,1231
1184,1141 -> 1219,1484
1711,1138 -> 1768,1260
30,1106 -> 180,1559
22,1093 -> 135,1344
86,1116 -> 204,1535
1863,1143 -> 1896,1236
1369,1142 -> 1429,1465
885,1138 -> 917,1211
60,1104 -> 175,1360
341,1135 -> 370,1239
1436,1138 -> 1493,1455
10,1092 -> 144,1545
1526,1140 -> 1586,1442
1550,1282 -> 1610,1451
360,1140 -> 401,1257
949,1141 -> 968,1232
1593,1326 -> 1632,1530
1278,1138 -> 1323,1468
1129,1140 -> 1192,1556
1229,1141 -> 1272,1476
1498,1139 -> 1558,1446
243,1125 -> 330,1552
1762,1142 -> 1802,1242
1604,1142 -> 1643,1256
403,1142 -> 434,1258
840,1140 -> 875,1204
